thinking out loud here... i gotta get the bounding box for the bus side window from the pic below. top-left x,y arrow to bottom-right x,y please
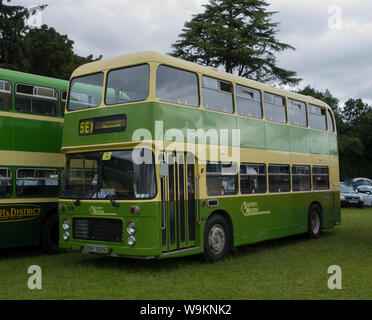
288,99 -> 307,127
236,85 -> 262,119
202,76 -> 234,114
0,167 -> 12,198
206,162 -> 238,196
268,164 -> 290,193
15,84 -> 58,116
0,80 -> 12,111
156,65 -> 199,108
312,166 -> 329,190
309,104 -> 327,131
292,165 -> 311,192
264,92 -> 286,123
240,163 -> 266,194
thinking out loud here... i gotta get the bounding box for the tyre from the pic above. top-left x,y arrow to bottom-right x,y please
41,213 -> 61,253
204,214 -> 230,262
307,204 -> 322,239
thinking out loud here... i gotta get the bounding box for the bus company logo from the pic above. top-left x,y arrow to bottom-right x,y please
89,206 -> 116,216
241,201 -> 271,217
89,206 -> 104,215
0,205 -> 42,222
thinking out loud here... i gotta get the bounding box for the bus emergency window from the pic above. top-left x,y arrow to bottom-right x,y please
0,167 -> 12,198
156,65 -> 199,107
206,162 -> 238,196
240,163 -> 266,194
292,165 -> 311,192
67,72 -> 103,111
202,76 -> 234,114
309,104 -> 327,131
288,99 -> 307,127
15,84 -> 58,116
106,64 -> 149,105
236,85 -> 262,119
327,110 -> 334,132
264,93 -> 286,123
268,164 -> 290,193
312,166 -> 329,190
0,80 -> 11,111
16,168 -> 59,197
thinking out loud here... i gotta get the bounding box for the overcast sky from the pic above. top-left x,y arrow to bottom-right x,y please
11,0 -> 372,106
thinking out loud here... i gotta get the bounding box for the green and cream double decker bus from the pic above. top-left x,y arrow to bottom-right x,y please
0,68 -> 67,252
59,51 -> 340,261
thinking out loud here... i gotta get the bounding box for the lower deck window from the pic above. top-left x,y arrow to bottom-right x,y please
268,164 -> 290,193
292,165 -> 311,191
0,167 -> 12,198
16,168 -> 59,197
312,166 -> 329,190
240,163 -> 266,194
206,162 -> 238,196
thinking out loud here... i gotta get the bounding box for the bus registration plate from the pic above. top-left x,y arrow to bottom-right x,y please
85,245 -> 107,254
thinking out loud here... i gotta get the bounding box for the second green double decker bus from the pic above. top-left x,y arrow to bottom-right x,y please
59,51 -> 340,261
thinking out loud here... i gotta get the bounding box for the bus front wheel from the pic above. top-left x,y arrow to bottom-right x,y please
41,213 -> 61,253
307,204 -> 323,239
204,214 -> 230,262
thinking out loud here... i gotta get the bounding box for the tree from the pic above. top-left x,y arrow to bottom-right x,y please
23,25 -> 102,80
0,0 -> 29,70
0,1 -> 101,79
170,0 -> 301,86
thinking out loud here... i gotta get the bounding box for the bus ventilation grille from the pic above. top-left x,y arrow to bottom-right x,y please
73,218 -> 123,243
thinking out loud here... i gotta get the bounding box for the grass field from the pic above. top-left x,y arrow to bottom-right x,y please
0,208 -> 371,300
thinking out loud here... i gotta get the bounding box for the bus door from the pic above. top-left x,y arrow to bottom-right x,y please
160,152 -> 196,252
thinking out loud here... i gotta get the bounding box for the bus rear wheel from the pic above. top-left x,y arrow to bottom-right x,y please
204,214 -> 230,262
307,204 -> 322,239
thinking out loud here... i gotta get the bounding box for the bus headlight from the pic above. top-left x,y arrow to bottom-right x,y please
127,236 -> 136,247
63,231 -> 70,241
126,221 -> 137,235
62,218 -> 71,230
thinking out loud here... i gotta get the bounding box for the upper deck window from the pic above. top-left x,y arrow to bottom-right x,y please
309,104 -> 327,131
202,76 -> 234,114
0,79 -> 11,111
15,83 -> 58,116
156,65 -> 199,107
106,64 -> 149,105
236,85 -> 262,119
288,99 -> 307,127
67,72 -> 103,111
264,92 -> 286,123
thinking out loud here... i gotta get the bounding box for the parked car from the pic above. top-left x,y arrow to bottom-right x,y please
340,185 -> 364,208
346,177 -> 372,190
356,185 -> 372,206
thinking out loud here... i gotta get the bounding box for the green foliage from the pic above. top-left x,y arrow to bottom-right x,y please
0,1 -> 101,79
170,0 -> 301,86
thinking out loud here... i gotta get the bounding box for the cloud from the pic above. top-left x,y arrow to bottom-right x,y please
10,0 -> 372,105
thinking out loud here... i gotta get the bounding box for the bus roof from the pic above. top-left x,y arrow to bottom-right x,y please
0,68 -> 68,90
71,51 -> 331,111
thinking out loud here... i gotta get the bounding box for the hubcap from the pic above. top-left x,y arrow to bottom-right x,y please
311,212 -> 320,234
208,224 -> 226,255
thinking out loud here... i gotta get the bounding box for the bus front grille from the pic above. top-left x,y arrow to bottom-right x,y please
73,218 -> 123,243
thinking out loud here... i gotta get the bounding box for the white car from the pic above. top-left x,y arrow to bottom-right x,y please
356,185 -> 372,206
